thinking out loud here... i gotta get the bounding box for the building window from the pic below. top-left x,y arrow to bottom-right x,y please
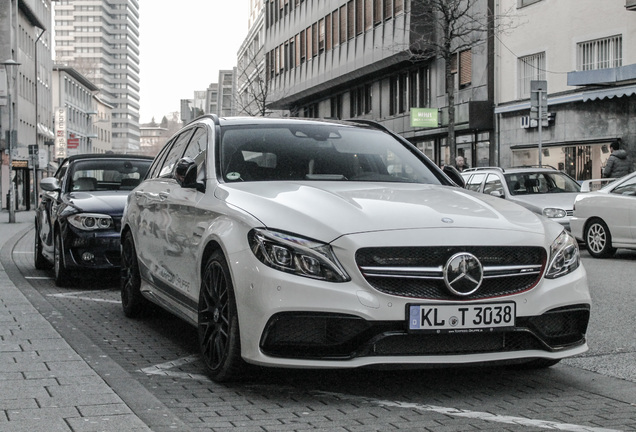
373,0 -> 382,24
409,67 -> 429,108
332,10 -> 340,47
389,74 -> 407,116
459,49 -> 472,87
331,94 -> 343,119
356,0 -> 363,35
383,0 -> 393,20
518,52 -> 545,99
350,84 -> 372,117
577,35 -> 622,71
347,1 -> 355,40
340,5 -> 347,43
325,15 -> 331,51
365,0 -> 373,30
517,0 -> 543,7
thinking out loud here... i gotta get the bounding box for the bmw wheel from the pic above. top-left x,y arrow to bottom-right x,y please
34,223 -> 48,270
584,219 -> 616,258
121,231 -> 150,318
54,232 -> 71,287
198,250 -> 244,382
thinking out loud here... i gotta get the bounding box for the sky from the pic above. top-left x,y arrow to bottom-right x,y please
138,1 -> 250,123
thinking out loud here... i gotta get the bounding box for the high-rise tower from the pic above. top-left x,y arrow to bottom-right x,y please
54,0 -> 140,153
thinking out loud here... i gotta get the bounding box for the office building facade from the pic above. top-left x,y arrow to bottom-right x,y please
54,0 -> 140,154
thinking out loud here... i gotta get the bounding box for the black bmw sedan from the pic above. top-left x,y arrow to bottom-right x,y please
35,154 -> 153,286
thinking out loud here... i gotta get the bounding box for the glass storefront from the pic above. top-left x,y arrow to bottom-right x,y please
512,142 -> 612,181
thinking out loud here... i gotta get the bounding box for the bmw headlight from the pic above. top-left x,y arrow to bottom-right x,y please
543,208 -> 567,219
68,213 -> 114,231
545,230 -> 580,279
248,228 -> 350,282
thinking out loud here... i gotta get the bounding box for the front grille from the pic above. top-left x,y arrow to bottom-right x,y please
356,246 -> 546,300
260,305 -> 589,360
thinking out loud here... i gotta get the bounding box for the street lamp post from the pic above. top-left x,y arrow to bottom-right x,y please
2,59 -> 21,223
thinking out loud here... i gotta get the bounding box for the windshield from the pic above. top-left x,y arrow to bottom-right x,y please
220,124 -> 442,184
504,171 -> 581,196
68,159 -> 152,192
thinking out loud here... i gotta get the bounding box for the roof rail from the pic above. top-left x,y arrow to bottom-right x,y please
187,113 -> 219,126
510,164 -> 558,170
462,167 -> 505,173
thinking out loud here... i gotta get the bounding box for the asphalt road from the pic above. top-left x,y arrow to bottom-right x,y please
8,227 -> 636,432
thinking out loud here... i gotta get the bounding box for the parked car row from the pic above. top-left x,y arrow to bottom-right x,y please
461,166 -> 636,258
36,116 -> 593,382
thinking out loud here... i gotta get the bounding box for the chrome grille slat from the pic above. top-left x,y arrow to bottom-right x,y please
356,246 -> 546,300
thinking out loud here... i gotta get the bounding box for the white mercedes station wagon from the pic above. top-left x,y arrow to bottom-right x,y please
120,115 -> 590,382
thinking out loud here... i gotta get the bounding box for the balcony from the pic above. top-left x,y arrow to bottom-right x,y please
567,64 -> 636,86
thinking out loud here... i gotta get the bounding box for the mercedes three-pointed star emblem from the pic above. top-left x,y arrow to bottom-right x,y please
443,252 -> 483,296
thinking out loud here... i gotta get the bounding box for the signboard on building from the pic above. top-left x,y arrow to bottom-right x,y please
0,69 -> 7,106
67,133 -> 80,149
411,108 -> 440,128
54,107 -> 67,159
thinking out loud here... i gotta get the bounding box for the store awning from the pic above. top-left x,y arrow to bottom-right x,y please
37,123 -> 55,139
582,84 -> 636,101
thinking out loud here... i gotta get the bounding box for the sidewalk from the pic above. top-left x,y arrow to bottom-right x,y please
0,210 -> 181,432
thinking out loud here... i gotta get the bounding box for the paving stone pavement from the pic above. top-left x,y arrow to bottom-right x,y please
0,210 -> 189,432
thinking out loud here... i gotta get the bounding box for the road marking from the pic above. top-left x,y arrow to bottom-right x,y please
313,391 -> 622,432
25,276 -> 54,280
47,290 -> 120,304
140,355 -> 209,381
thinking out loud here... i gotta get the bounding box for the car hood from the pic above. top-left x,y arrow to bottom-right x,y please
509,192 -> 580,212
215,182 -> 555,242
63,191 -> 129,215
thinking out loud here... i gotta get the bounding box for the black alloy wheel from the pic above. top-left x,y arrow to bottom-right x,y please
584,219 -> 616,258
121,231 -> 150,318
34,223 -> 49,270
54,231 -> 71,287
198,250 -> 244,382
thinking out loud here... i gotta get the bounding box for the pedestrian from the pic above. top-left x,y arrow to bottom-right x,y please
603,140 -> 632,179
455,155 -> 469,172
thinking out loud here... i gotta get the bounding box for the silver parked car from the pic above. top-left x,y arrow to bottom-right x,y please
570,171 -> 636,258
461,166 -> 581,231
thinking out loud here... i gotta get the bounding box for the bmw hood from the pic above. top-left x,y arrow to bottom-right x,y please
64,191 -> 129,215
216,182 -> 558,242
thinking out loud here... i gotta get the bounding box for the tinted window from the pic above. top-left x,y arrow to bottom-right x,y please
68,159 -> 152,192
220,124 -> 441,184
159,129 -> 196,178
465,173 -> 486,191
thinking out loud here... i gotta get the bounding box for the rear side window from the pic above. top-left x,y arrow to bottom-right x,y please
465,173 -> 485,191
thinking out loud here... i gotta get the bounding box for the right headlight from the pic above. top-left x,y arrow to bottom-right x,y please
248,228 -> 350,282
545,230 -> 580,279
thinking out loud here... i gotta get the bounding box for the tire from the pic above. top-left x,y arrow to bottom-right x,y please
198,250 -> 244,382
34,224 -> 49,270
584,219 -> 617,258
121,231 -> 150,318
54,232 -> 71,287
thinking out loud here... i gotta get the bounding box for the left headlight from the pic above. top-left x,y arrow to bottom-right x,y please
543,207 -> 567,219
248,228 -> 350,282
68,213 -> 114,231
545,230 -> 580,279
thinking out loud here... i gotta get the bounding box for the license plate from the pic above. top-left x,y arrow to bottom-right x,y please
408,302 -> 516,332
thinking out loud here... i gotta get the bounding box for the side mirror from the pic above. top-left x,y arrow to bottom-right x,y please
175,157 -> 205,192
443,165 -> 465,188
40,177 -> 61,192
490,190 -> 504,198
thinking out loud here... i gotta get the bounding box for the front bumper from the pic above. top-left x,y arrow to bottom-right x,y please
260,304 -> 590,360
62,225 -> 121,270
